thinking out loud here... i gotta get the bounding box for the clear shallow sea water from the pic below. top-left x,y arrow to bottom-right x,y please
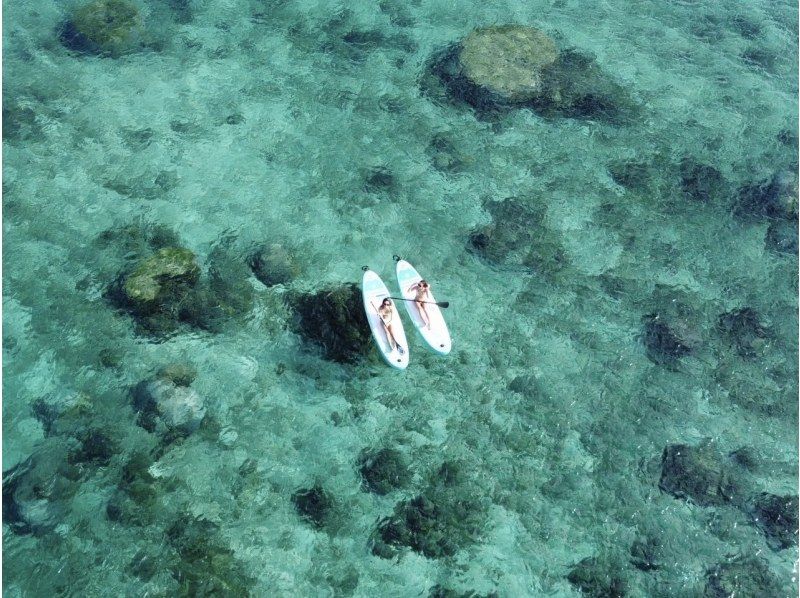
2,0 -> 798,595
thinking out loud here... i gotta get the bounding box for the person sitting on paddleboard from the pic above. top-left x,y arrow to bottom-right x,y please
372,298 -> 405,355
407,279 -> 432,330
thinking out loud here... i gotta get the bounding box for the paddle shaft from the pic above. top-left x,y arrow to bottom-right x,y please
388,297 -> 449,308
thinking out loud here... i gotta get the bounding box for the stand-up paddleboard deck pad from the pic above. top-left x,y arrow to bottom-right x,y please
396,259 -> 451,355
362,269 -> 409,369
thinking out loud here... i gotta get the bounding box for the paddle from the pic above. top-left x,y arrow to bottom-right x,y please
388,297 -> 450,309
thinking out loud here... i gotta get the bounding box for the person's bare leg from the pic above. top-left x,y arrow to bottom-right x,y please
416,301 -> 431,329
386,324 -> 404,354
382,323 -> 397,351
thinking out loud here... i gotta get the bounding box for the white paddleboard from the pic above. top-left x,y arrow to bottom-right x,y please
362,269 -> 409,370
395,259 -> 451,355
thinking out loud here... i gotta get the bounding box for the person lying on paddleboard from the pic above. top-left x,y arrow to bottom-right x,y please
372,298 -> 405,355
407,279 -> 432,330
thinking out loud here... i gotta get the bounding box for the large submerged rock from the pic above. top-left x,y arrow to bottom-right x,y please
425,25 -> 635,122
659,442 -> 741,507
290,283 -> 372,363
3,448 -> 80,535
370,461 -> 488,559
566,557 -> 627,597
459,26 -> 558,103
747,492 -> 798,550
122,247 -> 199,308
467,198 -> 567,277
716,308 -> 768,358
108,239 -> 255,336
704,556 -> 781,597
108,247 -> 200,335
60,0 -> 142,56
132,373 -> 206,436
358,448 -> 410,495
248,244 -> 298,287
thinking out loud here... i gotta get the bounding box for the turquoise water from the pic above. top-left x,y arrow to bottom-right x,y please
3,0 -> 798,594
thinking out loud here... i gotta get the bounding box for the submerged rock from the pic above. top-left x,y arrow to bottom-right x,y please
680,160 -> 728,203
358,448 -> 409,495
566,557 -> 627,597
374,495 -> 457,558
733,171 -> 798,222
123,247 -> 199,307
629,535 -> 661,572
132,377 -> 206,436
659,442 -> 740,507
157,362 -> 197,387
60,0 -> 141,56
704,556 -> 781,597
641,314 -> 693,367
765,219 -> 798,255
468,198 -> 566,276
107,451 -> 158,526
747,493 -> 798,550
292,484 -> 333,528
108,238 -> 256,335
290,284 -> 372,363
109,246 -> 200,336
3,448 -> 79,535
426,133 -> 470,174
425,25 -> 635,122
371,461 -> 487,559
68,428 -> 118,467
248,244 -> 298,287
458,26 -> 559,103
363,166 -> 396,192
166,514 -> 254,595
179,244 -> 254,332
716,308 -> 768,358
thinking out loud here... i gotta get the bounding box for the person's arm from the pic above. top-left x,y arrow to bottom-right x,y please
407,282 -> 418,293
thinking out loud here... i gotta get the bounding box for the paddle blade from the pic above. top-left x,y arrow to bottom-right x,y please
437,301 -> 450,308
